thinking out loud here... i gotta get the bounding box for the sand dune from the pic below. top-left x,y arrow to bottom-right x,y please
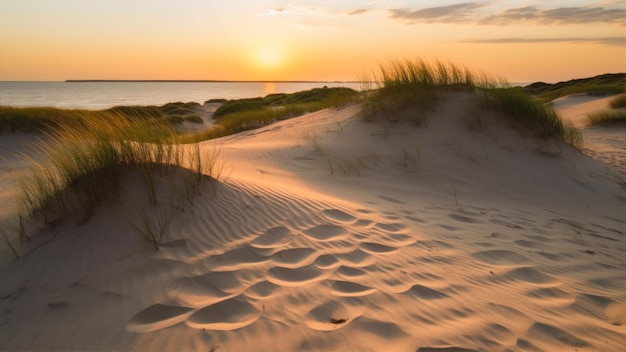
0,92 -> 625,351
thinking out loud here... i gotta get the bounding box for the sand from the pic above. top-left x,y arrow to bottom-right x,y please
0,92 -> 624,351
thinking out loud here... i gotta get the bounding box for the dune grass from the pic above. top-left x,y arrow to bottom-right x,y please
361,58 -> 582,148
609,94 -> 626,109
477,87 -> 583,148
361,59 -> 506,124
0,102 -> 204,135
11,113 -> 220,250
525,73 -> 625,102
183,87 -> 358,142
586,110 -> 626,126
213,87 -> 357,119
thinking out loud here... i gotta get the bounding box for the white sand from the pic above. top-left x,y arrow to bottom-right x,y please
0,93 -> 624,351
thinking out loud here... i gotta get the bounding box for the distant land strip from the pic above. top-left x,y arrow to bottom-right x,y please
65,79 -> 364,83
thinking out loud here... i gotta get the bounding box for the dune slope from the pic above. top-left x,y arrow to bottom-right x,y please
0,92 -> 624,351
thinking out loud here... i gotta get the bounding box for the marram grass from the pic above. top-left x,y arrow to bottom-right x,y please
12,112 -> 221,248
362,58 -> 582,149
609,94 -> 626,109
586,110 -> 626,126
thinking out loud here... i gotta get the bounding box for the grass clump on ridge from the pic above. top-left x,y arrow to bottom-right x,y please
477,87 -> 582,148
0,106 -> 98,133
184,87 -> 358,142
212,87 -> 357,119
525,73 -> 625,102
609,94 -> 626,109
0,102 -> 205,134
11,113 -> 221,250
586,110 -> 626,126
361,58 -> 506,124
362,58 -> 582,148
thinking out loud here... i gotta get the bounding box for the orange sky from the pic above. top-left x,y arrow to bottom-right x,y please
0,1 -> 624,83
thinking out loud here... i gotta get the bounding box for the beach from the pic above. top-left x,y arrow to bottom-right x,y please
0,90 -> 624,351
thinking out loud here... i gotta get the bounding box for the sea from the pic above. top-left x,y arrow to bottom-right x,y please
0,81 -> 363,110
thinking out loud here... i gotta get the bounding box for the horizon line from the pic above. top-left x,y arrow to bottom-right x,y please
64,79 -> 366,83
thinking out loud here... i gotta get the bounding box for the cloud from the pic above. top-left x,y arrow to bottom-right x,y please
389,3 -> 486,23
462,37 -> 625,46
480,5 -> 626,25
259,7 -> 286,16
387,3 -> 626,26
347,8 -> 371,16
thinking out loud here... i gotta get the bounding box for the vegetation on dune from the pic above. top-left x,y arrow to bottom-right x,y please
8,114 -> 221,252
361,59 -> 507,123
525,73 -> 625,102
584,93 -> 626,126
586,110 -> 626,126
212,87 -> 357,118
477,88 -> 583,148
0,102 -> 205,134
361,58 -> 582,148
609,94 -> 626,109
0,106 -> 97,133
183,87 -> 358,142
1,86 -> 358,253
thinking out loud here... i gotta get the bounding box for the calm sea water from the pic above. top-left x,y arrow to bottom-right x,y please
0,81 -> 363,110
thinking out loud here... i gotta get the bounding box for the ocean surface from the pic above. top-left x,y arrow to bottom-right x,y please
0,81 -> 363,110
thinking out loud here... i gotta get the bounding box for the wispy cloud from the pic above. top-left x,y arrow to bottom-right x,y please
462,37 -> 626,46
480,5 -> 626,25
387,3 -> 626,26
389,3 -> 486,24
347,8 -> 371,16
258,5 -> 318,17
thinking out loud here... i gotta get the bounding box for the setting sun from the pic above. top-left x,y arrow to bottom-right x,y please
254,46 -> 284,69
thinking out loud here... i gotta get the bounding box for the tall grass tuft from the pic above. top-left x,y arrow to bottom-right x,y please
362,58 -> 582,148
476,87 -> 582,148
361,58 -> 507,124
609,94 -> 626,109
586,110 -> 626,126
13,112 -> 221,245
175,87 -> 359,143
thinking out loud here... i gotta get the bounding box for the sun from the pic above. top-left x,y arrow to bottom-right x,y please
255,46 -> 283,69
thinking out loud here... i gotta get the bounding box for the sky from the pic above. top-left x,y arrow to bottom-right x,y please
0,0 -> 624,83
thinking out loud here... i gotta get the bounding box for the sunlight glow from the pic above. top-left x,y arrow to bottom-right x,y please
255,46 -> 284,69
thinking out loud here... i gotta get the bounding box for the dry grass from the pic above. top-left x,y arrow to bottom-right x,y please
11,113 -> 221,249
361,58 -> 582,149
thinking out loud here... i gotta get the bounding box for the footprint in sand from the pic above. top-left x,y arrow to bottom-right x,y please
212,245 -> 270,270
166,271 -> 242,307
471,250 -> 529,266
504,267 -> 556,285
267,264 -> 328,287
354,219 -> 374,227
185,296 -> 259,330
527,322 -> 590,348
314,254 -> 340,269
244,280 -> 281,299
525,287 -> 573,303
448,213 -> 481,224
251,226 -> 293,249
272,248 -> 318,268
335,249 -> 376,267
303,224 -> 349,242
305,300 -> 363,331
336,265 -> 368,279
403,284 -> 449,300
360,242 -> 398,254
330,281 -> 376,297
127,304 -> 195,333
375,222 -> 407,232
322,209 -> 357,224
